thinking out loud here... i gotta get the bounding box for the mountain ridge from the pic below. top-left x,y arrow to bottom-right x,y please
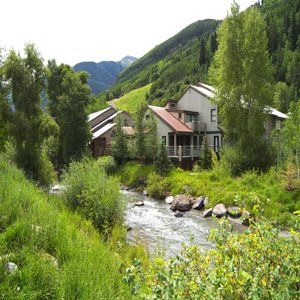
73,56 -> 137,95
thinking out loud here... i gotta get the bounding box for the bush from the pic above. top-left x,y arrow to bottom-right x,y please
124,220 -> 300,299
97,156 -> 117,175
146,172 -> 170,199
62,157 -> 123,233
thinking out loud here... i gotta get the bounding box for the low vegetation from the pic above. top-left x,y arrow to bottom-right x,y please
124,219 -> 300,299
0,155 -> 147,298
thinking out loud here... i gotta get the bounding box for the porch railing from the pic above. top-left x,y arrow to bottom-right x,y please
167,145 -> 220,161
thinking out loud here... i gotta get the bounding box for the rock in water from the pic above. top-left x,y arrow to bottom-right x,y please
134,201 -> 144,207
174,211 -> 184,217
170,194 -> 191,212
228,206 -> 242,218
165,196 -> 174,204
192,195 -> 205,210
203,208 -> 213,218
212,204 -> 228,218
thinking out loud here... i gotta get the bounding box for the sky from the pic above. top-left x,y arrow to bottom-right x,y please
1,0 -> 258,66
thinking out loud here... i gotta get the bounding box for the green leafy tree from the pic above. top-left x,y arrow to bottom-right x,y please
281,101 -> 300,179
3,44 -> 57,185
274,81 -> 290,113
134,103 -> 146,160
209,3 -> 273,174
154,140 -> 172,175
145,112 -> 158,162
47,60 -> 92,168
0,51 -> 11,151
111,114 -> 128,165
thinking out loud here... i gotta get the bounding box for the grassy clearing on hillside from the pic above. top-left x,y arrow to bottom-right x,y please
116,161 -> 300,229
114,84 -> 151,115
0,156 -> 146,299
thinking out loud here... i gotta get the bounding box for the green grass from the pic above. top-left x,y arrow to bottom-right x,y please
115,161 -> 154,187
0,156 -> 147,299
114,84 -> 151,115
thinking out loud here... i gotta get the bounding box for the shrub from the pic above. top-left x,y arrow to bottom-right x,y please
146,172 -> 170,199
97,156 -> 117,175
62,157 -> 123,233
124,220 -> 300,299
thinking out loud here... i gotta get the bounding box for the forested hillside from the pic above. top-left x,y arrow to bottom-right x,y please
108,19 -> 219,106
104,0 -> 299,110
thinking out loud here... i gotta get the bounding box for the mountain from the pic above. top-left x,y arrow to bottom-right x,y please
73,56 -> 137,95
96,0 -> 299,112
108,19 -> 220,105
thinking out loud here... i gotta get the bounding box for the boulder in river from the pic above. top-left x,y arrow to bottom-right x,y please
165,196 -> 174,204
170,194 -> 191,212
134,201 -> 144,207
228,206 -> 242,218
174,211 -> 184,217
203,208 -> 213,218
212,204 -> 228,218
192,195 -> 205,210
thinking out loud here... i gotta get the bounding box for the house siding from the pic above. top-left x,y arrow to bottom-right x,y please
177,87 -> 221,147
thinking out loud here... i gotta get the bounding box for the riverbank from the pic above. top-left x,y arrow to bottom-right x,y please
0,156 -> 145,298
116,161 -> 300,230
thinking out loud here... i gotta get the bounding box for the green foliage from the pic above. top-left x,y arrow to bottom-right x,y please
97,156 -> 117,175
144,113 -> 159,162
134,103 -> 146,159
47,60 -> 92,168
124,219 -> 300,299
146,172 -> 171,199
154,141 -> 172,175
2,44 -> 57,186
0,155 -> 135,299
115,161 -> 155,187
109,20 -> 219,105
114,84 -> 151,115
209,4 -> 274,174
111,114 -> 129,165
62,157 -> 123,233
278,101 -> 300,178
200,134 -> 212,170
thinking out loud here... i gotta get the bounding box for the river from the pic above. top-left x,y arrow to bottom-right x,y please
123,190 -> 217,257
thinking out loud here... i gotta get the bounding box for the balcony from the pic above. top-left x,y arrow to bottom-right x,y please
167,145 -> 201,161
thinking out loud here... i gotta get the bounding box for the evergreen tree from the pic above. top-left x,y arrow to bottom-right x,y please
3,44 -> 57,184
47,60 -> 92,168
111,114 -> 128,165
145,112 -> 158,162
199,37 -> 207,66
200,134 -> 212,170
154,140 -> 172,175
209,3 -> 273,174
134,103 -> 146,160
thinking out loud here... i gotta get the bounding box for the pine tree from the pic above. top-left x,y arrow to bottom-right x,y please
154,140 -> 172,175
112,114 -> 128,165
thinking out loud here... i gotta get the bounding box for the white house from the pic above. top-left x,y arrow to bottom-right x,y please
147,83 -> 287,165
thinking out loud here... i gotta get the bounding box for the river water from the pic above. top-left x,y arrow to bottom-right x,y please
122,190 -> 217,257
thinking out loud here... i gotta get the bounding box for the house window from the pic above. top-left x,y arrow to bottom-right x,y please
178,113 -> 182,119
211,109 -> 217,122
185,113 -> 197,123
170,103 -> 176,108
162,136 -> 166,145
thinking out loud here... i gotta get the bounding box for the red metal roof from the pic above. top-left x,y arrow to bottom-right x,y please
148,105 -> 193,133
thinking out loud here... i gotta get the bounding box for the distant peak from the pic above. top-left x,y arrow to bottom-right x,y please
120,56 -> 137,67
